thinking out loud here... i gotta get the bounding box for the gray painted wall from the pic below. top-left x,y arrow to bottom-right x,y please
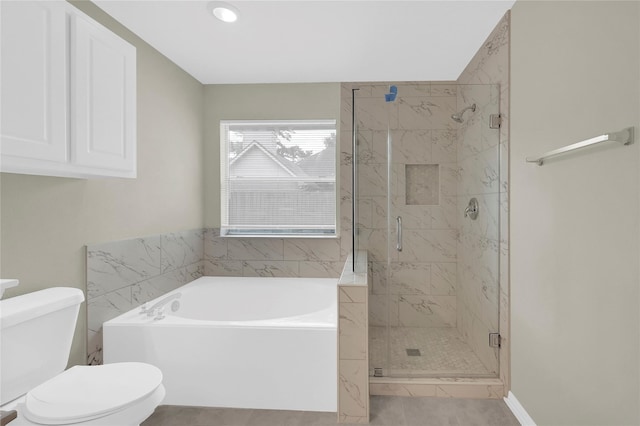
511,1 -> 640,424
0,1 -> 205,366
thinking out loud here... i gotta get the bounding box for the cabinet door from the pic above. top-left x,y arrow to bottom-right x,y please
0,1 -> 68,163
71,13 -> 136,175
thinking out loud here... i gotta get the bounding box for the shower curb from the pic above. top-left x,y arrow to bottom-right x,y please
369,377 -> 504,399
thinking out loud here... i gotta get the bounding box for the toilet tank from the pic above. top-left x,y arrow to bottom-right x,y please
0,287 -> 84,405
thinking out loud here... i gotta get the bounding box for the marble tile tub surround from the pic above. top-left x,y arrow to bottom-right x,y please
88,227 -> 350,365
337,251 -> 370,424
86,229 -> 205,365
204,228 -> 347,279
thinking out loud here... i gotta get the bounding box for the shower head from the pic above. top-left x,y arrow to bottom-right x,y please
451,113 -> 464,123
451,103 -> 477,123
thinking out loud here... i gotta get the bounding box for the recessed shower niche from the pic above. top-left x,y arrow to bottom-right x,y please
348,82 -> 502,379
405,164 -> 439,206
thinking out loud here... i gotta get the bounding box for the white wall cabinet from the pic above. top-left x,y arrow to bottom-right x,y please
1,1 -> 136,179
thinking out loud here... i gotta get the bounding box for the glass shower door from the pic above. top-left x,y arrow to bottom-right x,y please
357,83 -> 502,379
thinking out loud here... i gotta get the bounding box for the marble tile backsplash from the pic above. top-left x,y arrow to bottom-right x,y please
204,229 -> 345,278
86,229 -> 204,365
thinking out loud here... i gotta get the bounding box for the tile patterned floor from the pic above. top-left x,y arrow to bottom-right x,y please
142,396 -> 520,426
369,327 -> 493,376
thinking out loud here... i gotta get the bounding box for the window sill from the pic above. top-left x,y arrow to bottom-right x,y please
220,233 -> 339,239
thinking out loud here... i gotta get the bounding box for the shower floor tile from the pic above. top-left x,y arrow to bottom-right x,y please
369,326 -> 493,376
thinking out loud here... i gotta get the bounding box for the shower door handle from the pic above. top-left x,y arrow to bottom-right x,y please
396,216 -> 403,252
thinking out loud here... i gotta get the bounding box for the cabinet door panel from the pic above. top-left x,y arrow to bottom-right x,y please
72,14 -> 136,173
0,1 -> 67,162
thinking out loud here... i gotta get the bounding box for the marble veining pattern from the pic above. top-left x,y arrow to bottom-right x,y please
340,286 -> 367,303
457,11 -> 510,385
338,360 -> 369,420
369,294 -> 399,327
398,230 -> 457,263
339,302 -> 368,360
204,259 -> 243,276
226,238 -> 284,261
204,228 -> 347,278
338,255 -> 369,423
431,263 -> 457,296
391,202 -> 433,231
432,130 -> 458,163
431,196 -> 458,230
388,263 -> 430,295
299,261 -> 344,278
283,239 -> 342,262
241,260 -> 299,277
87,286 -> 135,365
132,263 -> 204,306
398,295 -> 457,328
384,130 -> 433,164
161,229 -> 204,273
397,97 -> 457,130
86,230 -> 204,365
87,236 -> 161,299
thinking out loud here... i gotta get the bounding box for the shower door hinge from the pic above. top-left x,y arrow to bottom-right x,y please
489,114 -> 502,129
489,333 -> 501,348
373,367 -> 384,377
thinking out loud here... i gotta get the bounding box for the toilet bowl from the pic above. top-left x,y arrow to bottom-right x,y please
0,285 -> 165,426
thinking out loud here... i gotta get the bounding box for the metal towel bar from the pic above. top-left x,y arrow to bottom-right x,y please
526,127 -> 634,166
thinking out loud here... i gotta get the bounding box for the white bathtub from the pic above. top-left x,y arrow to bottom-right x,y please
103,276 -> 337,412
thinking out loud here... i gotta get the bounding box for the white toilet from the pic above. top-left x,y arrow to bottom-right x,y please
0,285 -> 165,425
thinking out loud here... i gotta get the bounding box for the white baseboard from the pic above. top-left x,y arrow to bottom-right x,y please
504,391 -> 536,426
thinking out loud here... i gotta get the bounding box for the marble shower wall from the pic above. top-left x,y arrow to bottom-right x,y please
455,84 -> 501,375
456,12 -> 510,379
86,229 -> 204,365
342,82 -> 459,330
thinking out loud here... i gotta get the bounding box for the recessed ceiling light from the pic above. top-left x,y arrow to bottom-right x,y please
207,1 -> 239,23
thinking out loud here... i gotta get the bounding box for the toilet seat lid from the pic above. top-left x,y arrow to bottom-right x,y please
23,362 -> 163,425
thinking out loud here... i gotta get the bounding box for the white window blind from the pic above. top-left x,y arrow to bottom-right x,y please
220,119 -> 337,237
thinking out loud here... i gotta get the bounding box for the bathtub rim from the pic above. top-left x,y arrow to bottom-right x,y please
104,275 -> 338,330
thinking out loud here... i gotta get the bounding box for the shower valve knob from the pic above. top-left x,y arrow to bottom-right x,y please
464,198 -> 479,220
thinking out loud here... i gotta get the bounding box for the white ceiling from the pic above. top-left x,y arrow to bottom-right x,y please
93,1 -> 515,84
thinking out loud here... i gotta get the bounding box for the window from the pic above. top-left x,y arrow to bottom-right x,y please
220,119 -> 337,237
